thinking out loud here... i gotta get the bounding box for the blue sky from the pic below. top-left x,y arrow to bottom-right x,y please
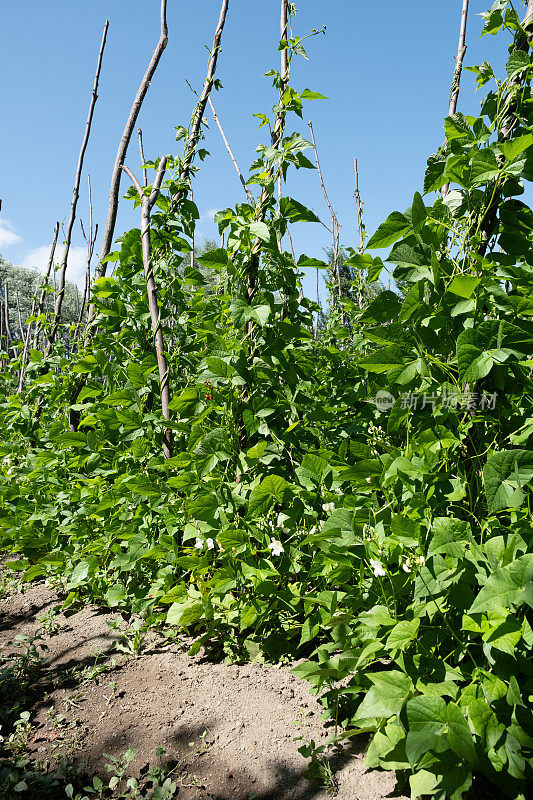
0,1 -> 519,298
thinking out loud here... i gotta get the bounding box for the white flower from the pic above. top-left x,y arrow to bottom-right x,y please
206,538 -> 215,550
402,559 -> 411,573
268,540 -> 284,556
370,558 -> 386,578
321,502 -> 335,513
194,538 -> 203,549
416,555 -> 426,567
365,477 -> 371,483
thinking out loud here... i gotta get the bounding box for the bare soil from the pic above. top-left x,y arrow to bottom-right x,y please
0,573 -> 407,800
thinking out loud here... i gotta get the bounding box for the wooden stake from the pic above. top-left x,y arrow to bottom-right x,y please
123,159 -> 173,458
308,121 -> 342,324
90,0 -> 169,298
46,20 -> 109,352
175,0 -> 231,198
208,96 -> 254,203
442,0 -> 469,199
32,222 -> 59,350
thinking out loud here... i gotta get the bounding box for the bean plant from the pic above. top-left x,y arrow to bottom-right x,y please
1,2 -> 532,798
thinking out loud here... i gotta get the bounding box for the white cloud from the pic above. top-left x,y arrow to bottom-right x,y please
0,218 -> 22,248
200,208 -> 219,223
21,245 -> 89,289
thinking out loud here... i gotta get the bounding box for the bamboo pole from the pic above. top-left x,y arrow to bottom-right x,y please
208,96 -> 253,203
32,223 -> 60,350
442,0 -> 469,199
75,177 -> 98,341
170,0 -> 230,212
46,20 -> 108,352
123,159 -> 173,458
247,0 -> 288,306
308,121 -> 343,324
354,157 -> 365,309
90,0 -> 169,299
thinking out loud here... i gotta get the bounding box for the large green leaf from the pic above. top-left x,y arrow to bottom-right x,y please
280,197 -> 320,223
248,475 -> 292,517
359,291 -> 402,323
354,671 -> 413,723
405,695 -> 447,767
446,276 -> 481,299
168,388 -> 198,416
444,113 -> 475,141
427,517 -> 472,559
189,492 -> 220,523
366,212 -> 411,250
456,320 -> 532,382
446,703 -> 477,765
468,554 -> 533,614
483,449 -> 533,512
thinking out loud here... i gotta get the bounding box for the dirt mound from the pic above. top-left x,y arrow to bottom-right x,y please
0,576 -> 406,799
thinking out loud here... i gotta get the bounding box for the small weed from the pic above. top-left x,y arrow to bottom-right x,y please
0,632 -> 45,726
39,606 -> 62,636
0,566 -> 22,599
295,738 -> 338,796
65,746 -> 181,799
107,618 -> 150,657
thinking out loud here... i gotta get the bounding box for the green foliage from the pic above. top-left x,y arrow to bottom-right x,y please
1,6 -> 533,799
0,254 -> 81,347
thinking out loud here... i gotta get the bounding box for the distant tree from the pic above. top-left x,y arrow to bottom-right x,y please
323,246 -> 385,329
0,253 -> 81,349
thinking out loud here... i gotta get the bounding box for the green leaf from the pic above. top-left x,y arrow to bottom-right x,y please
359,291 -> 402,324
167,599 -> 204,627
250,221 -> 270,242
386,619 -> 420,653
67,559 -> 94,589
354,671 -> 413,722
71,355 -> 98,374
218,528 -> 247,551
405,695 -> 447,767
248,475 -> 291,517
53,432 -> 87,449
468,554 -> 533,613
447,276 -> 481,299
500,133 -> 533,162
410,192 -> 427,234
409,769 -> 438,799
300,89 -> 327,100
446,702 -> 477,765
205,356 -> 234,378
22,564 -> 46,582
358,345 -> 410,375
280,197 -> 320,223
196,248 -> 228,270
506,50 -> 530,78
366,212 -> 411,250
189,492 -> 220,523
483,449 -> 533,513
424,153 -> 447,193
297,254 -> 328,269
464,61 -> 494,89
444,113 -> 475,141
168,388 -> 198,416
427,517 -> 472,559
251,303 -> 271,327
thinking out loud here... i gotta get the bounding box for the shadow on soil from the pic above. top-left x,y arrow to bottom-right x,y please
0,632 -> 374,800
